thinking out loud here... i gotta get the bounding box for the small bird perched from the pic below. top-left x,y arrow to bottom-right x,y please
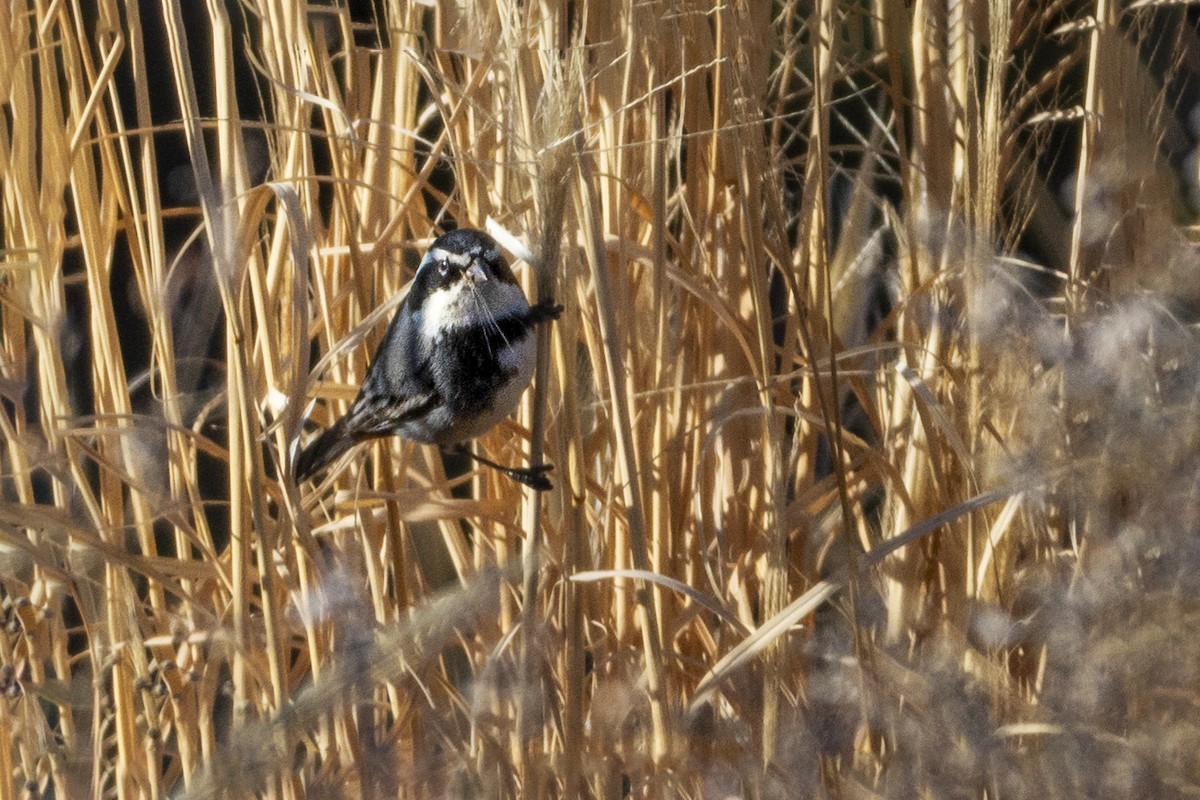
293,228 -> 562,490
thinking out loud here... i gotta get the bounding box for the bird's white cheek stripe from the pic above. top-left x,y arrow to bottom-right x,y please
426,247 -> 472,268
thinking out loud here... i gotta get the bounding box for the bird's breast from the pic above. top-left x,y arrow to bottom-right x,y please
403,315 -> 536,445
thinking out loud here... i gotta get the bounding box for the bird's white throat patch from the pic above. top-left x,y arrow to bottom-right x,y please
419,280 -> 528,340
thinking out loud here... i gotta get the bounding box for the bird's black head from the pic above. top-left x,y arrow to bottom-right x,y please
411,229 -> 518,294
407,228 -> 530,334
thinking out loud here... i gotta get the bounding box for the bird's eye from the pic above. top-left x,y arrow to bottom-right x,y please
437,262 -> 449,277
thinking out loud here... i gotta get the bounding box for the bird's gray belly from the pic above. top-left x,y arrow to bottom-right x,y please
400,327 -> 536,445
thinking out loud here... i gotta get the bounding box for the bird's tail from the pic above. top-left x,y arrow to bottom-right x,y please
293,417 -> 358,482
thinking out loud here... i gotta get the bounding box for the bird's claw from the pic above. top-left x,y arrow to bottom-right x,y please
507,463 -> 554,492
529,300 -> 564,324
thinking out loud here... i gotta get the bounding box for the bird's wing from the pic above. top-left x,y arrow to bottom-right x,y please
295,293 -> 443,481
342,388 -> 440,439
338,291 -> 442,437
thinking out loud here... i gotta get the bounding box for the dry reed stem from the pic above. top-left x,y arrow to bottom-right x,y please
2,0 -> 1199,797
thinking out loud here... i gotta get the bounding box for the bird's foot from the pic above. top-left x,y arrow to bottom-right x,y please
449,444 -> 556,491
528,299 -> 563,324
504,463 -> 554,492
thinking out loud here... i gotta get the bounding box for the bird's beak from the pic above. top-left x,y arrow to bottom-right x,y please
465,263 -> 488,284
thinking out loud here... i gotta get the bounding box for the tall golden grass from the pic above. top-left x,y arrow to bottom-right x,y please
2,0 -> 1200,797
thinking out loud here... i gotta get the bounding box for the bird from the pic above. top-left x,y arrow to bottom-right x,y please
293,228 -> 562,490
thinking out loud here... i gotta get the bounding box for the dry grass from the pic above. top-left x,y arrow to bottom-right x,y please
2,0 -> 1200,798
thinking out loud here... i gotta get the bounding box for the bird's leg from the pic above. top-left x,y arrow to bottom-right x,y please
448,444 -> 554,491
447,301 -> 559,490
